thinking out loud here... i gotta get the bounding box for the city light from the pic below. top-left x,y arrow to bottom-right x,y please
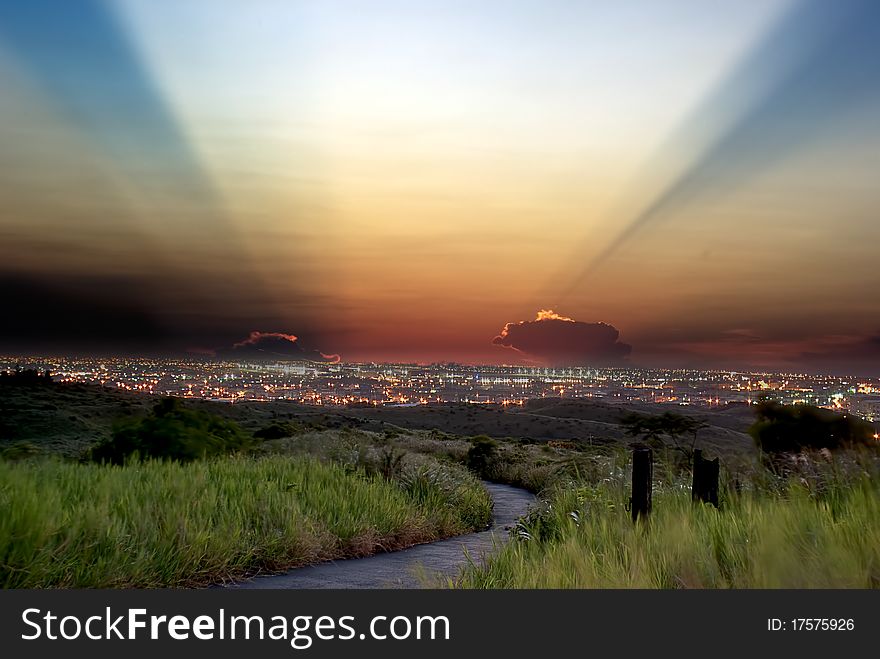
1,357 -> 878,429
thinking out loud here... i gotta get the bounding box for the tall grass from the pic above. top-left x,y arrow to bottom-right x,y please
455,454 -> 880,588
0,456 -> 490,588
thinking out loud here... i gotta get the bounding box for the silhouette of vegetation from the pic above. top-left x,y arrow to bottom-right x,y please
466,435 -> 499,477
89,397 -> 252,464
620,412 -> 707,457
749,400 -> 875,456
254,421 -> 301,440
0,367 -> 53,386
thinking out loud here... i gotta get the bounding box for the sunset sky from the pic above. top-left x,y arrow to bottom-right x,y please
1,0 -> 878,374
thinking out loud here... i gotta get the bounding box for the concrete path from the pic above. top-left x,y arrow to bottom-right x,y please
226,482 -> 535,589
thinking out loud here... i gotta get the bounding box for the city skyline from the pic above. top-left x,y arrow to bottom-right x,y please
1,1 -> 879,375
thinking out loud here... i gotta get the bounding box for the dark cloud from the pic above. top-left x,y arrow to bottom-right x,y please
217,331 -> 340,363
492,310 -> 631,366
797,332 -> 880,375
629,327 -> 880,375
0,272 -> 165,354
0,272 -> 324,358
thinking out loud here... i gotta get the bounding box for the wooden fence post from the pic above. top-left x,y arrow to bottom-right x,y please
705,456 -> 720,507
692,449 -> 720,507
631,447 -> 653,522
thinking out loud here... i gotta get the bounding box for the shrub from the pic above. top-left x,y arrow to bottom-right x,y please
89,398 -> 252,464
749,401 -> 875,455
466,435 -> 498,477
254,421 -> 300,440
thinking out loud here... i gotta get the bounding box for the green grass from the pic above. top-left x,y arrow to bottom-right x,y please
455,455 -> 880,588
0,455 -> 491,588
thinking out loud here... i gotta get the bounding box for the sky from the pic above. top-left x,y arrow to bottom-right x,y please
1,0 -> 878,374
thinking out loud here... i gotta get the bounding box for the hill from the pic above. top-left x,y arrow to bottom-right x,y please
1,380 -> 757,458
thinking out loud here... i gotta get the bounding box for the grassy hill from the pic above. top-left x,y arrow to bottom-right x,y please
1,379 -> 757,459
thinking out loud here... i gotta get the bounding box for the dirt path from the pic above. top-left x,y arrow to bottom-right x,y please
226,482 -> 535,589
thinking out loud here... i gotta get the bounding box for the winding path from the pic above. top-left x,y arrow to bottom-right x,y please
226,482 -> 535,589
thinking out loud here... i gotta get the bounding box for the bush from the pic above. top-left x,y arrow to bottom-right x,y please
89,398 -> 252,464
466,435 -> 498,478
749,401 -> 875,455
254,421 -> 300,440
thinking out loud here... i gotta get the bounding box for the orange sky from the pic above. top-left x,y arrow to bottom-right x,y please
1,1 -> 879,374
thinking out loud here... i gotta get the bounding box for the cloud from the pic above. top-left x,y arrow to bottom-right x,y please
796,332 -> 880,375
645,328 -> 880,375
492,309 -> 631,366
233,331 -> 299,348
0,272 -> 165,354
219,331 -> 340,363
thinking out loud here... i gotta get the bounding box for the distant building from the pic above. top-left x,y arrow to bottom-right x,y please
851,396 -> 880,421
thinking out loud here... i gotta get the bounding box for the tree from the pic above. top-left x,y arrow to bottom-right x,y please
620,411 -> 707,458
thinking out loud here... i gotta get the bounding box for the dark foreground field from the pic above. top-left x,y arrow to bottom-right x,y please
2,379 -> 878,589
